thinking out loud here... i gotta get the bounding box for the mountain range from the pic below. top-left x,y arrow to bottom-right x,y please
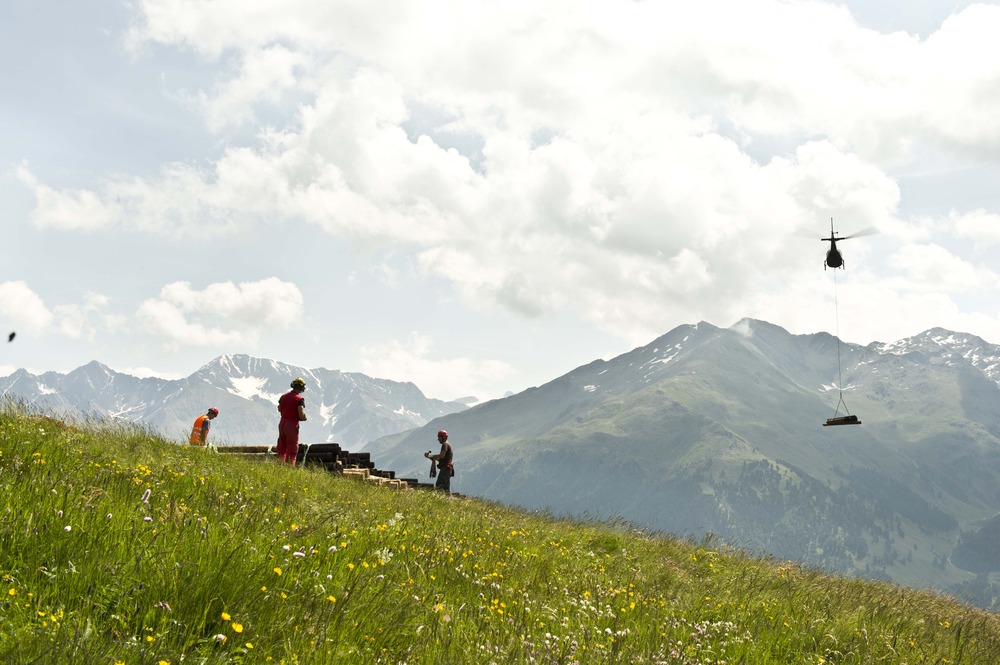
370,318 -> 1000,608
5,319 -> 1000,608
0,354 -> 467,448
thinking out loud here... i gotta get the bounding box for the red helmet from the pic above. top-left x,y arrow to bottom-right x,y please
208,407 -> 219,416
437,429 -> 448,440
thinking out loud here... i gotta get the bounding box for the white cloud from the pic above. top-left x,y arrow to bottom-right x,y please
887,244 -> 1000,292
0,284 -> 122,340
16,165 -> 120,231
359,332 -> 515,401
53,292 -> 113,340
821,280 -> 1000,347
137,278 -> 304,347
950,209 -> 1000,246
99,0 -> 944,340
196,44 -> 310,132
14,0 -> 1000,364
0,281 -> 54,332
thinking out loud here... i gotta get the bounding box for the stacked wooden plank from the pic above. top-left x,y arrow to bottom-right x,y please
214,442 -> 440,491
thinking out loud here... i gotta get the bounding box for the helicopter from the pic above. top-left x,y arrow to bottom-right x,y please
821,218 -> 876,270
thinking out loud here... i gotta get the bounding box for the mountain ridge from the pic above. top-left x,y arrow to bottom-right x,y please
0,352 -> 467,448
368,318 -> 1000,608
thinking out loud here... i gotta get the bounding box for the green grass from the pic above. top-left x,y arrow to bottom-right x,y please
2,399 -> 999,664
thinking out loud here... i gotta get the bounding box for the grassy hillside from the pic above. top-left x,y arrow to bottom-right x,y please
2,400 -> 1000,664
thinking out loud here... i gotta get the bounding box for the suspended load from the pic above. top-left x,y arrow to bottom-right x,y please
824,391 -> 861,426
825,415 -> 860,426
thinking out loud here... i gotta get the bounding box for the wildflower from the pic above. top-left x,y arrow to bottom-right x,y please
283,545 -> 290,551
214,634 -> 227,643
144,517 -> 153,523
292,551 -> 305,558
64,526 -> 72,532
8,588 -> 16,596
57,510 -> 63,518
327,596 -> 336,603
273,567 -> 282,576
221,612 -> 231,621
232,622 -> 244,633
245,642 -> 254,649
106,514 -> 113,519
141,489 -> 151,504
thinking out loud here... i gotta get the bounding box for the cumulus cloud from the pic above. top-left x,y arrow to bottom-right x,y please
20,0 -> 1000,350
137,278 -> 304,347
195,44 -> 310,132
887,244 -> 1000,292
0,283 -> 120,341
359,332 -> 515,401
0,281 -> 54,332
15,165 -> 121,231
53,292 -> 116,340
950,209 -> 1000,246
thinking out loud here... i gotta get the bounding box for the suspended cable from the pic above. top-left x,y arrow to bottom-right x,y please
834,267 -> 843,394
824,264 -> 861,426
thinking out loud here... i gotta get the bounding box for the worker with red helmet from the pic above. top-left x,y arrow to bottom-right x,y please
276,377 -> 308,466
424,429 -> 455,492
189,407 -> 219,446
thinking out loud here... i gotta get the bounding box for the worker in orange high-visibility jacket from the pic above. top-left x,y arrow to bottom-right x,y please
189,407 -> 219,446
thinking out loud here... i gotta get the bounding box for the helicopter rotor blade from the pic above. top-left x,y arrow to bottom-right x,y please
840,226 -> 879,240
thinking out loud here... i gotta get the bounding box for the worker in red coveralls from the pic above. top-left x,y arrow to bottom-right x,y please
276,377 -> 308,465
189,407 -> 219,446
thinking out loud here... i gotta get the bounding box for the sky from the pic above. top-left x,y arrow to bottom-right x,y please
2,0 -> 1000,403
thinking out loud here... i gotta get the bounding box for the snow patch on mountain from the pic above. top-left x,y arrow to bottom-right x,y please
229,376 -> 280,402
393,406 -> 420,418
319,403 -> 339,427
